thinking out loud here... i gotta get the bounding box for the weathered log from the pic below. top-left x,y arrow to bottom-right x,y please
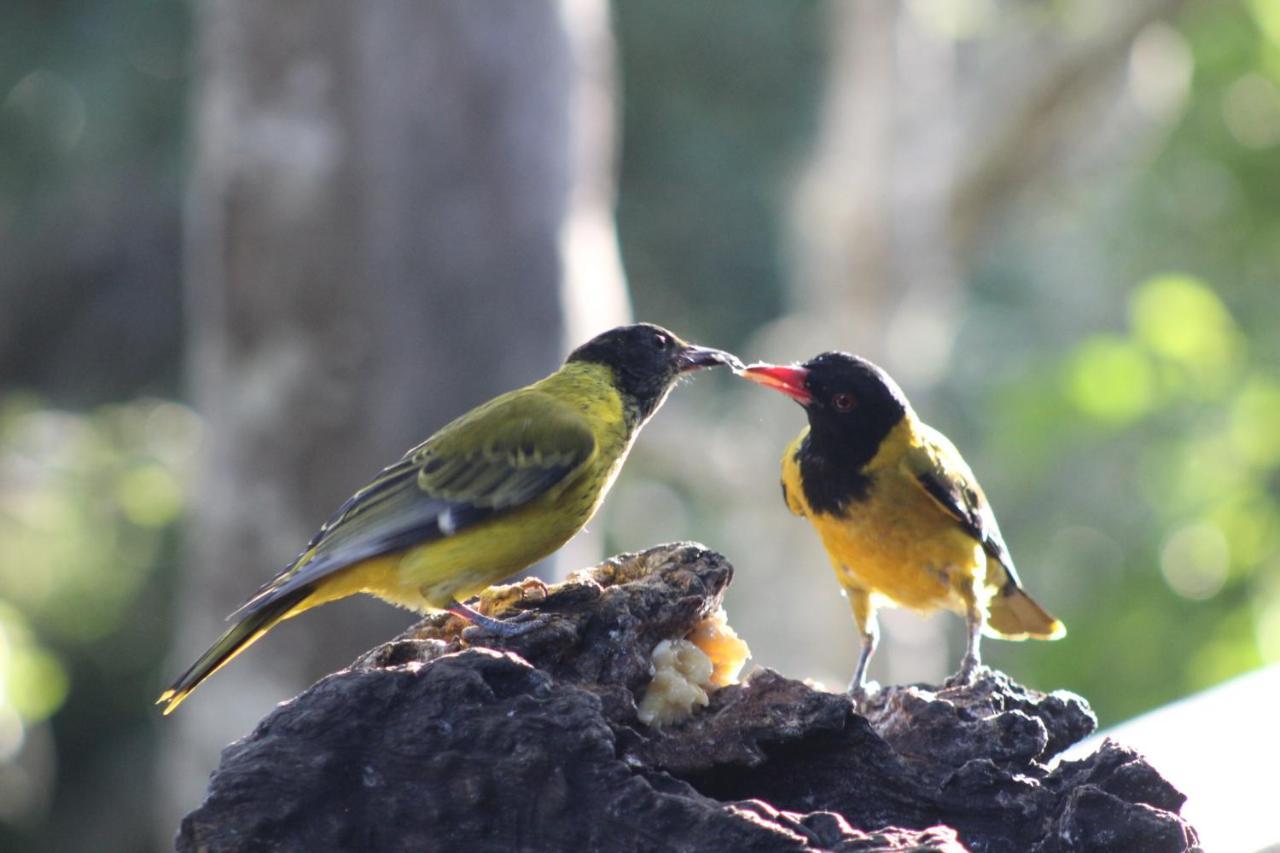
177,543 -> 1198,852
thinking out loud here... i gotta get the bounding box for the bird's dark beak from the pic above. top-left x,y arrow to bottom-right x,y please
676,344 -> 743,373
741,363 -> 813,405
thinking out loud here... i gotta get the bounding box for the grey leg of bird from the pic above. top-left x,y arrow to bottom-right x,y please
949,593 -> 986,686
845,586 -> 880,702
445,598 -> 541,638
849,630 -> 878,697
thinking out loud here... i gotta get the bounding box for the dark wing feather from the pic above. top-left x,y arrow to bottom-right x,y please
231,390 -> 597,619
909,424 -> 1021,588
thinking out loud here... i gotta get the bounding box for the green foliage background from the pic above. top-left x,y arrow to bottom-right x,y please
1,1 -> 1277,849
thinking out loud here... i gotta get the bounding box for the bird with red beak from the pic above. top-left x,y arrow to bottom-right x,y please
740,353 -> 1063,696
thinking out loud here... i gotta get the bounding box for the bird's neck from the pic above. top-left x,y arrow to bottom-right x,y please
797,415 -> 916,514
538,362 -> 641,441
536,362 -> 648,513
544,361 -> 667,434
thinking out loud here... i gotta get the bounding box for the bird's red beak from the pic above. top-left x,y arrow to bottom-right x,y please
741,363 -> 813,405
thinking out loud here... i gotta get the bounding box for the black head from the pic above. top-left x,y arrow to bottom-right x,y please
567,323 -> 740,423
742,351 -> 910,458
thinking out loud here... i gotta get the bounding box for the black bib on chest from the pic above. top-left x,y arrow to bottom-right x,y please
795,432 -> 875,515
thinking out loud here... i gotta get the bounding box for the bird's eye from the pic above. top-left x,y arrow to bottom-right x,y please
832,393 -> 856,412
653,333 -> 670,350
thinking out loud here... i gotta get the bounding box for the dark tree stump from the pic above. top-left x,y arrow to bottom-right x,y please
177,544 -> 1198,852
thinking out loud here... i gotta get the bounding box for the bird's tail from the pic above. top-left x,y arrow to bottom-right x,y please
156,585 -> 311,715
985,582 -> 1066,641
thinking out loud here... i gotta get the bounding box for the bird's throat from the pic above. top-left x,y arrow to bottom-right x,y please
796,416 -> 909,515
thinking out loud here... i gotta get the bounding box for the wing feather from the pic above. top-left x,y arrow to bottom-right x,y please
231,391 -> 597,619
906,424 -> 1021,588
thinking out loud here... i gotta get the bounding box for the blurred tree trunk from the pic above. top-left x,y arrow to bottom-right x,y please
159,0 -> 626,839
791,0 -> 1190,370
789,1 -> 961,385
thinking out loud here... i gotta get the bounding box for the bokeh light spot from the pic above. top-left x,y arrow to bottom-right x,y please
0,605 -> 69,728
1129,274 -> 1240,374
1160,522 -> 1230,600
1230,376 -> 1280,467
906,0 -> 994,40
1128,22 -> 1192,120
1064,336 -> 1154,424
1,69 -> 87,153
1222,73 -> 1280,150
1250,0 -> 1280,46
1253,568 -> 1280,662
117,464 -> 183,528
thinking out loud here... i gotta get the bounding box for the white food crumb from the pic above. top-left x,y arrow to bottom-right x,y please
636,639 -> 714,728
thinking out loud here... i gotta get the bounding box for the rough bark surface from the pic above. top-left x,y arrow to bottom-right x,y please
178,544 -> 1198,852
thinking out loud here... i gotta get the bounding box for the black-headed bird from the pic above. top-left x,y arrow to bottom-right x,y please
740,352 -> 1064,695
158,323 -> 739,713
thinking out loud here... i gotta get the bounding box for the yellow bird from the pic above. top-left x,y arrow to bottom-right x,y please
158,323 -> 739,714
741,353 -> 1064,695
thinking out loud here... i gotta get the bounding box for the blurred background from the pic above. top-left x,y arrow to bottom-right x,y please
2,0 -> 1277,850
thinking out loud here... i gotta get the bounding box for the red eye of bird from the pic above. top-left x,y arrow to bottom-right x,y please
832,393 -> 855,412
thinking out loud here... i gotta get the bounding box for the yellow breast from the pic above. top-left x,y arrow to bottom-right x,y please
782,422 -> 985,614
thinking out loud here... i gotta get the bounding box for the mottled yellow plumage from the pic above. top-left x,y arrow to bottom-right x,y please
782,420 -> 994,621
744,353 -> 1063,694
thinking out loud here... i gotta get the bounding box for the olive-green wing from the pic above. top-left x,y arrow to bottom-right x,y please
411,392 -> 600,509
231,390 -> 597,618
905,423 -> 1020,587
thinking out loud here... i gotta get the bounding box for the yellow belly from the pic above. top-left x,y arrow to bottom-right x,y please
811,479 -> 984,614
302,458 -> 615,613
783,435 -> 985,615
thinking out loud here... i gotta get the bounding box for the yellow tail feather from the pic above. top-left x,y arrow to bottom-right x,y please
985,586 -> 1066,641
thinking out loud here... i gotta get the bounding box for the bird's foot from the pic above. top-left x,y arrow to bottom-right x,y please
446,599 -> 542,639
847,679 -> 881,710
944,655 -> 986,688
463,617 -> 542,640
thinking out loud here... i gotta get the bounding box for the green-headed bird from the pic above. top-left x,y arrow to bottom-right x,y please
159,323 -> 739,713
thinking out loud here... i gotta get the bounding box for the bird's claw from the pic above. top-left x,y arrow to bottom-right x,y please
446,598 -> 544,639
944,656 -> 986,688
847,679 -> 881,710
461,615 -> 543,640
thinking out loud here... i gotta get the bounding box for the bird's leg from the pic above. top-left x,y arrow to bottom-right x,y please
845,586 -> 880,702
948,589 -> 986,686
445,598 -> 540,638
